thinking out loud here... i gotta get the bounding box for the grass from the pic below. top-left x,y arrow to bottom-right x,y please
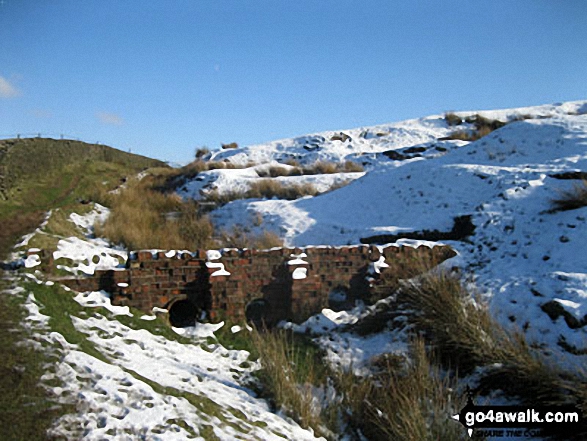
445,114 -> 507,142
397,270 -> 587,439
96,177 -> 215,250
0,137 -> 164,440
249,328 -> 334,438
218,225 -> 284,249
338,339 -> 469,441
248,323 -> 471,440
257,160 -> 364,178
444,112 -> 463,126
248,180 -> 319,200
551,179 -> 587,212
204,180 -> 319,205
0,279 -> 76,441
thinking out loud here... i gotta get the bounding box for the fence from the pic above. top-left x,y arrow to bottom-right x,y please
0,132 -> 104,144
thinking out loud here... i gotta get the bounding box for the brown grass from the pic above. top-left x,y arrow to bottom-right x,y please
445,112 -> 463,126
446,114 -> 507,142
398,269 -> 587,434
249,328 -> 333,438
338,339 -> 468,441
248,180 -> 319,200
218,225 -> 283,249
95,178 -> 214,250
257,160 -> 364,178
551,179 -> 587,212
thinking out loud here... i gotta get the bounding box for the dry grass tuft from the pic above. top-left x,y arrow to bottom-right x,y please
446,114 -> 507,142
95,178 -> 214,250
551,180 -> 587,212
250,328 -> 333,438
338,339 -> 467,441
257,160 -> 363,178
445,112 -> 463,126
218,225 -> 283,249
248,180 -> 319,200
399,269 -> 587,436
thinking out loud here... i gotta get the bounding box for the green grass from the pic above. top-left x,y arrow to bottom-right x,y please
0,279 -> 76,441
0,137 -> 166,440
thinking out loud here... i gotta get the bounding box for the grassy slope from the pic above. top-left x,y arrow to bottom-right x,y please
0,138 -> 165,440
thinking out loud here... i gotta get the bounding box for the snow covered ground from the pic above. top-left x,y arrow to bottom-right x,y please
7,99 -> 587,439
13,205 -> 326,440
188,100 -> 587,368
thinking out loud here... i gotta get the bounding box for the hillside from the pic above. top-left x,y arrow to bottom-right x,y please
0,137 -> 165,255
3,101 -> 587,440
0,138 -> 165,440
178,100 -> 587,366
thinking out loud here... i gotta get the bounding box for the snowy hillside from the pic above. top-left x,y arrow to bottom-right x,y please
7,100 -> 587,439
183,100 -> 587,366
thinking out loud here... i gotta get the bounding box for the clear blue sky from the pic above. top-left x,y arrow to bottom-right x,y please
1,0 -> 586,164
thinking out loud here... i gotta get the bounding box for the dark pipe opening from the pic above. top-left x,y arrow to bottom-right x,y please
245,298 -> 268,328
168,299 -> 198,328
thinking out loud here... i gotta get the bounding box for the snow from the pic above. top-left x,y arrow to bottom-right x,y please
292,267 -> 308,280
180,104 -> 587,369
24,253 -> 41,268
10,100 -> 587,439
74,290 -> 132,316
206,261 -> 231,277
69,203 -> 109,235
53,236 -> 127,275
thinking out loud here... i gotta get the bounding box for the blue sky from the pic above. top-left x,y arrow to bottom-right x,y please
1,0 -> 586,164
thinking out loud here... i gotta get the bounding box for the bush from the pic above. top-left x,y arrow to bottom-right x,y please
221,142 -> 238,149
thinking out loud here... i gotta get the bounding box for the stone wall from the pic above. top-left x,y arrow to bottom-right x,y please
60,243 -> 455,325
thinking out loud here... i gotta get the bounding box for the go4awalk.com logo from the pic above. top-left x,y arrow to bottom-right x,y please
451,391 -> 584,438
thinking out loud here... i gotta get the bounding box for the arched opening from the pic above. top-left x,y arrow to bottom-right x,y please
168,299 -> 199,328
245,298 -> 268,327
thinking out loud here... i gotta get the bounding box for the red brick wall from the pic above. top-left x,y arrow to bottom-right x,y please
59,243 -> 455,324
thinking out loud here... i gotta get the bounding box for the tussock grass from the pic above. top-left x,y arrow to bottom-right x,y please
302,160 -> 364,175
218,226 -> 283,249
445,112 -> 463,126
249,328 -> 333,438
256,165 -> 292,178
96,178 -> 214,250
338,339 -> 468,441
398,269 -> 587,437
204,180 -> 319,205
257,160 -> 364,178
398,270 -> 499,372
551,179 -> 587,212
446,114 -> 507,142
248,180 -> 319,200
